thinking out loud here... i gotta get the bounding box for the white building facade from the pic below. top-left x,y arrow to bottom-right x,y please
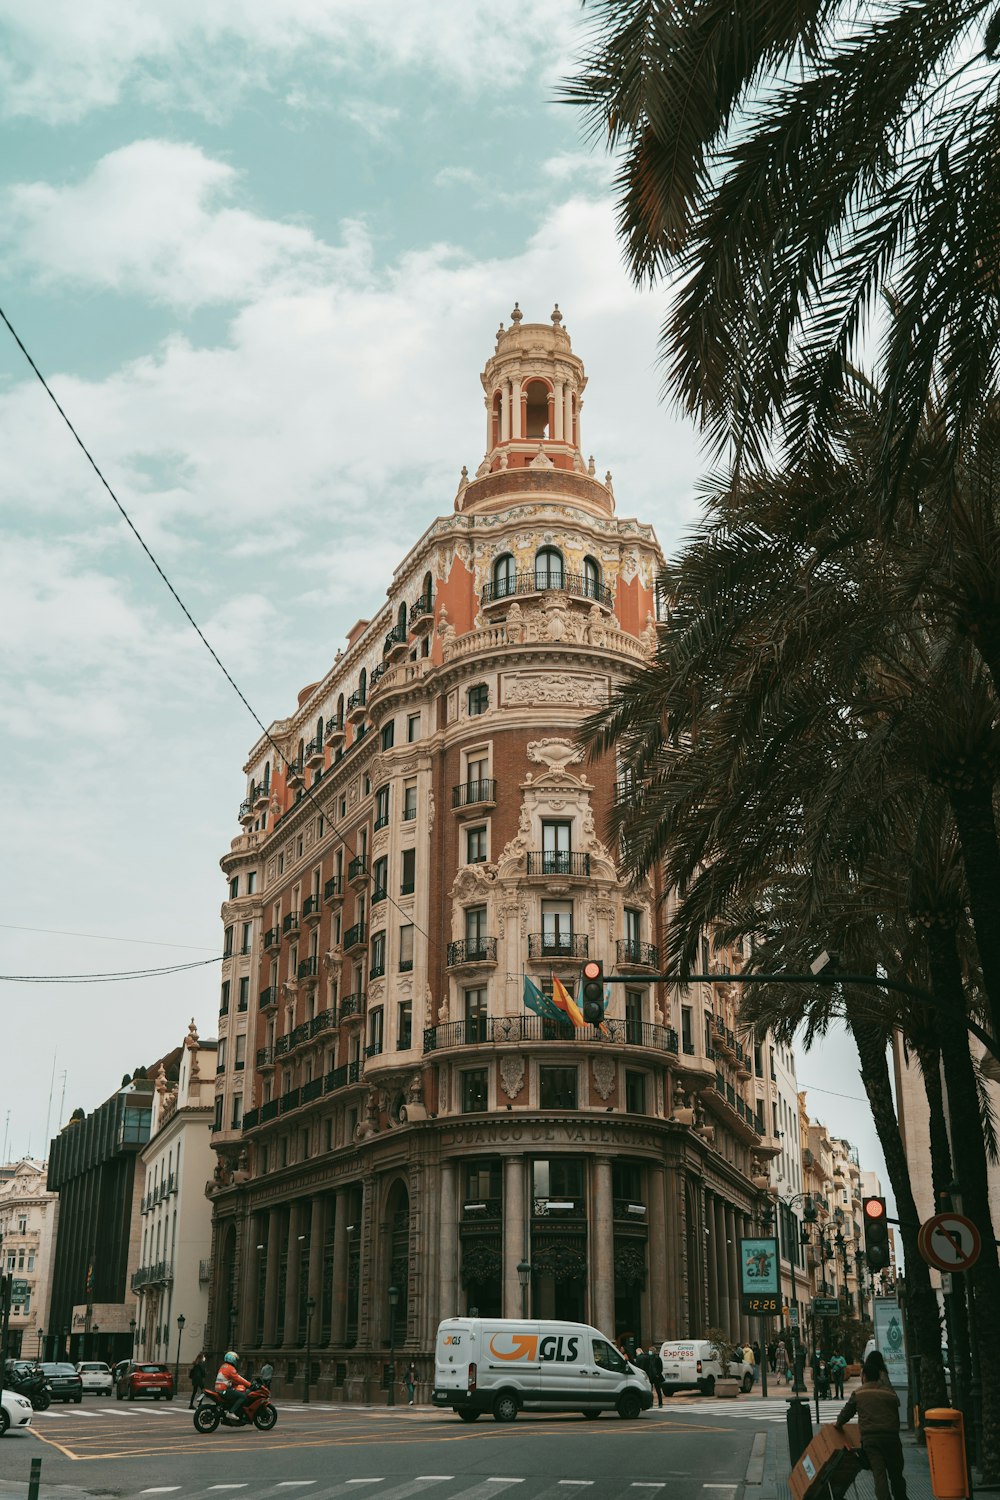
0,1159 -> 59,1359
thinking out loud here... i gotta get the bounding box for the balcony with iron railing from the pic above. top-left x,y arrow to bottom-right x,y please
424,1014 -> 677,1054
348,855 -> 368,884
324,715 -> 346,746
131,1260 -> 174,1290
451,778 -> 497,814
302,1076 -> 323,1103
297,956 -> 319,981
409,593 -> 434,634
282,910 -> 301,937
305,735 -> 325,767
374,811 -> 390,832
310,1006 -> 337,1037
325,1059 -> 362,1092
259,985 -> 276,1010
256,1045 -> 275,1068
615,939 -> 660,970
239,797 -> 254,823
339,991 -> 364,1020
254,782 -> 271,807
527,932 -> 589,961
303,894 -> 322,923
324,875 -> 343,904
446,937 -> 498,968
346,689 -> 367,723
480,570 -> 613,610
344,921 -> 367,952
286,758 -> 304,786
280,1087 -> 301,1114
261,1098 -> 280,1122
369,955 -> 386,980
371,884 -> 387,907
364,1039 -> 383,1058
384,622 -> 408,657
263,927 -> 280,950
526,851 -> 591,878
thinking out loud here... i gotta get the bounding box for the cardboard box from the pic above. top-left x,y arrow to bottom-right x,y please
790,1422 -> 863,1500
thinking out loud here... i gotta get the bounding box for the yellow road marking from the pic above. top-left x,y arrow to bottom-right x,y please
29,1428 -> 80,1461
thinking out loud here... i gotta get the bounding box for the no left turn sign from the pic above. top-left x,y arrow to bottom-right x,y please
918,1212 -> 982,1272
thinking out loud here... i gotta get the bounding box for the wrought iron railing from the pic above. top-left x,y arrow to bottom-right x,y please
616,939 -> 660,968
527,932 -> 589,960
424,1015 -> 677,1053
481,570 -> 613,608
446,938 -> 498,966
526,851 -> 591,877
451,779 -> 497,809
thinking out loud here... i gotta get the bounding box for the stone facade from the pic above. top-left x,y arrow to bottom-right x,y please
132,1022 -> 218,1369
206,311 -> 783,1399
0,1159 -> 59,1359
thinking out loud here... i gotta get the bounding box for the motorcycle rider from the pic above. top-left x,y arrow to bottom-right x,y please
214,1351 -> 252,1425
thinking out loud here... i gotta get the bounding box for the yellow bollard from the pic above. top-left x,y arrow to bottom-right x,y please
924,1409 -> 970,1499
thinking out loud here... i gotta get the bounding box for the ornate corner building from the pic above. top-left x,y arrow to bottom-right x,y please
206,310 -> 783,1400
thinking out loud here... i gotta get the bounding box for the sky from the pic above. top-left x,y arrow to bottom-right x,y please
0,0 -> 888,1202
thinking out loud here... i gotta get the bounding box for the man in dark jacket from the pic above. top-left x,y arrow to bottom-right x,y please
646,1344 -> 664,1408
835,1352 -> 908,1500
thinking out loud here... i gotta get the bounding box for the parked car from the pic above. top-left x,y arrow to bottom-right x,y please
76,1361 -> 113,1396
39,1362 -> 83,1404
0,1388 -> 34,1436
657,1339 -> 754,1395
115,1362 -> 174,1401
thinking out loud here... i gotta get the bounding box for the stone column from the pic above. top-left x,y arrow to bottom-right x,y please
510,378 -> 522,440
501,383 -> 511,442
330,1191 -> 349,1347
553,381 -> 564,440
238,1213 -> 263,1348
726,1204 -> 741,1340
714,1198 -> 729,1336
705,1192 -> 719,1328
592,1157 -> 615,1337
563,389 -> 573,447
262,1206 -> 282,1346
439,1160 -> 459,1319
647,1164 -> 668,1344
502,1155 -> 526,1318
308,1195 -> 326,1315
283,1200 -> 303,1345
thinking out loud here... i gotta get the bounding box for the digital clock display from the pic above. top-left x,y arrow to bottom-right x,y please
741,1294 -> 781,1313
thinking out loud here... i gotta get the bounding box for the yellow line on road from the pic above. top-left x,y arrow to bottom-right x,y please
29,1428 -> 79,1461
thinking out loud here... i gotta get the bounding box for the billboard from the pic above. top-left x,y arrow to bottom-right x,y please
738,1237 -> 780,1296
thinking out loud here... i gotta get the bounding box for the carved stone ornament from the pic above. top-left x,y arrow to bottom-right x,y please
500,1054 -> 525,1099
592,1055 -> 616,1101
526,738 -> 584,772
502,673 -> 609,708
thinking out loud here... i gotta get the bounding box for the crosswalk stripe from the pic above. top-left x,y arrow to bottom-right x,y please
276,1485 -> 318,1489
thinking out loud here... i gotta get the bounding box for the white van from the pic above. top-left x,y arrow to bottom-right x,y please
433,1317 -> 653,1422
658,1339 -> 754,1395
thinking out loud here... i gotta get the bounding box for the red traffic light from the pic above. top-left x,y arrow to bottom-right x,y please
864,1198 -> 886,1220
582,961 -> 602,981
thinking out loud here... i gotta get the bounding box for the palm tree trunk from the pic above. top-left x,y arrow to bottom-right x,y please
925,924 -> 1000,1484
947,781 -> 1000,1052
846,1005 -> 949,1413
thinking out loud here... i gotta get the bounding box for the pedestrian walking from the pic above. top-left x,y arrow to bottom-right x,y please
751,1342 -> 761,1384
767,1341 -> 777,1375
404,1362 -> 417,1405
835,1352 -> 908,1500
830,1349 -> 847,1400
647,1343 -> 664,1408
775,1339 -> 787,1382
188,1353 -> 206,1409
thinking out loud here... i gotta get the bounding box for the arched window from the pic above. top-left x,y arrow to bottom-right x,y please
316,714 -> 324,742
422,571 -> 433,605
492,553 -> 516,599
582,556 -> 601,600
535,547 -> 563,590
397,601 -> 407,633
524,379 -> 550,439
336,693 -> 344,728
359,667 -> 367,703
262,761 -> 270,789
296,738 -> 304,765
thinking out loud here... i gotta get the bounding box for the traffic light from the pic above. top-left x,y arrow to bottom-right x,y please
579,959 -> 605,1026
863,1196 -> 890,1271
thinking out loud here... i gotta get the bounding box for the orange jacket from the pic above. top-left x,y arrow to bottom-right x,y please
214,1362 -> 250,1395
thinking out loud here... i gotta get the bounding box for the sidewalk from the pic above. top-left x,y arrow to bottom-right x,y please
749,1420 -> 934,1500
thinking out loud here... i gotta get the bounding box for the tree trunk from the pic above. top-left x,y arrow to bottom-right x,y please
948,780 -> 1000,1053
925,924 -> 1000,1484
847,1005 -> 949,1414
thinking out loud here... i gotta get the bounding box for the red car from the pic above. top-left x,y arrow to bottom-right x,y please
115,1362 -> 175,1401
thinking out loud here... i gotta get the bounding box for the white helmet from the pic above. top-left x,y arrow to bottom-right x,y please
224,1351 -> 239,1365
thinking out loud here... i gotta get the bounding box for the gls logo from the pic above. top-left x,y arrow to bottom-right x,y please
488,1333 -> 580,1362
443,1335 -> 462,1346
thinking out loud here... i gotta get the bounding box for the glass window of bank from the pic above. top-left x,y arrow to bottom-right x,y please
531,1158 -> 586,1322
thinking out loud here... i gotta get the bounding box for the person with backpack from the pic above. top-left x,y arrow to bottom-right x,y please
188,1352 -> 206,1410
646,1342 -> 664,1407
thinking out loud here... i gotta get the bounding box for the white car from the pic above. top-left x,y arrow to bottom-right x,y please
0,1389 -> 34,1437
76,1361 -> 113,1395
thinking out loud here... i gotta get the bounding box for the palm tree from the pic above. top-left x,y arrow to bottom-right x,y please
580,421 -> 1000,1473
563,0 -> 1000,496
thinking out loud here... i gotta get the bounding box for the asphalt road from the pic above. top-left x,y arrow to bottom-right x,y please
0,1398 -> 771,1500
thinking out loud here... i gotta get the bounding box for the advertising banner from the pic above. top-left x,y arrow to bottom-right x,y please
873,1296 -> 908,1396
738,1237 -> 780,1296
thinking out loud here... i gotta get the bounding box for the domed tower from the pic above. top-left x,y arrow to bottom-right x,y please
457,304 -> 613,520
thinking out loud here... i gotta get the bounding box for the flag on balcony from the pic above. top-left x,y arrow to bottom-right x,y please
522,975 -> 564,1024
550,973 -> 586,1029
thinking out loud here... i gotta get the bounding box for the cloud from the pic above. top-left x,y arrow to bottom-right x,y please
4,140 -> 366,309
0,0 -> 582,123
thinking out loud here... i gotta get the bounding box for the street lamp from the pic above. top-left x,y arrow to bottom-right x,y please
61,1327 -> 68,1360
174,1314 -> 186,1392
229,1304 -> 238,1348
36,1328 -> 43,1361
92,1322 -> 100,1360
129,1317 -> 136,1354
387,1285 -> 400,1407
303,1296 -> 317,1404
517,1260 -> 531,1320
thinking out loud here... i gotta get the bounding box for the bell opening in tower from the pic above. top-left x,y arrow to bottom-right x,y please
524,380 -> 550,440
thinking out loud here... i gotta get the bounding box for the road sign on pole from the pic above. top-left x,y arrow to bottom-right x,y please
918,1213 -> 982,1273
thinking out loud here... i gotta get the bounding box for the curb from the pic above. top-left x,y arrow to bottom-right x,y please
744,1433 -> 767,1487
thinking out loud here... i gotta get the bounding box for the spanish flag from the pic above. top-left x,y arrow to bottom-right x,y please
551,973 -> 586,1029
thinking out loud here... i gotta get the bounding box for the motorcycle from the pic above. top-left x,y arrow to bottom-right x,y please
193,1366 -> 276,1434
3,1362 -> 51,1412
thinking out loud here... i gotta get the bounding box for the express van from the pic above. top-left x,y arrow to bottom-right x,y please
433,1317 -> 653,1423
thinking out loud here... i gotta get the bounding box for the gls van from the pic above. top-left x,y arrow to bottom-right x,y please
433,1317 -> 653,1423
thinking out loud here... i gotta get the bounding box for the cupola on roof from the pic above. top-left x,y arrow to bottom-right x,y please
456,305 -> 614,520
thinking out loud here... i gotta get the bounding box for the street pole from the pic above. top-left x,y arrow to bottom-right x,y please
174,1314 -> 185,1393
387,1285 -> 399,1407
303,1297 -> 316,1404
